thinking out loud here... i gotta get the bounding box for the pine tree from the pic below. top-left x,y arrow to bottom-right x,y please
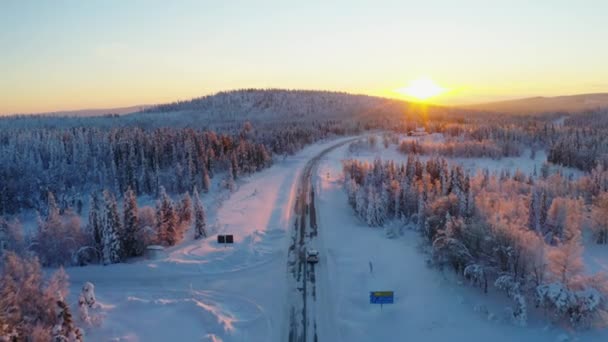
47,191 -> 60,223
225,167 -> 236,191
193,187 -> 207,239
231,152 -> 239,180
202,168 -> 211,193
548,234 -> 584,287
176,192 -> 193,241
539,191 -> 549,233
156,187 -> 178,246
102,190 -> 122,264
355,186 -> 367,220
528,190 -> 540,232
178,193 -> 192,227
122,187 -> 139,258
88,192 -> 103,252
417,193 -> 426,232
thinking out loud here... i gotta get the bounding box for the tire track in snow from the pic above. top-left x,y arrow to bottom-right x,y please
287,138 -> 358,342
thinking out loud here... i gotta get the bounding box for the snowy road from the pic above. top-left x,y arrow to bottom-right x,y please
287,138 -> 358,342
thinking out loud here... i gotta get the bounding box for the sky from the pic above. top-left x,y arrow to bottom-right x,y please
1,0 -> 608,114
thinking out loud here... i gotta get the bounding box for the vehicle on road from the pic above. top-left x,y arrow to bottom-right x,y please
306,249 -> 319,264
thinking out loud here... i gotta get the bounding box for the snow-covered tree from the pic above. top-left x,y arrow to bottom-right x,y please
224,167 -> 236,191
193,187 -> 207,239
101,190 -> 122,264
122,187 -> 139,258
528,189 -> 540,232
78,282 -> 97,327
202,168 -> 211,193
545,197 -> 583,243
88,192 -> 103,252
547,237 -> 584,287
156,187 -> 178,246
177,192 -> 192,228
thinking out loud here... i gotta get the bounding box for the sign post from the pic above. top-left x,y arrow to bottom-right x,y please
370,291 -> 394,310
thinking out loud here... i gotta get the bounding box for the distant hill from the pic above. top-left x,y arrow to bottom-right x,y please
140,89 -> 445,124
460,93 -> 608,114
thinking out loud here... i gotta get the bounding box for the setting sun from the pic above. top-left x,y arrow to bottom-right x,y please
396,78 -> 446,101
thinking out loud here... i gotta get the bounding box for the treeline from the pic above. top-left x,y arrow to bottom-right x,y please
0,117 -> 389,215
0,124 -> 273,215
343,156 -> 608,328
398,138 -> 522,159
1,186 -> 207,267
548,125 -> 608,172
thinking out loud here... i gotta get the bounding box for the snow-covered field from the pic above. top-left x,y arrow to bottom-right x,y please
63,134 -> 604,341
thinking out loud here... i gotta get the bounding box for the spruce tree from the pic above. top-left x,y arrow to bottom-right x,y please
528,190 -> 540,232
193,187 -> 207,239
156,187 -> 178,246
225,167 -> 236,191
88,192 -> 103,252
202,169 -> 211,193
178,192 -> 192,227
102,190 -> 122,264
47,191 -> 60,223
122,187 -> 139,258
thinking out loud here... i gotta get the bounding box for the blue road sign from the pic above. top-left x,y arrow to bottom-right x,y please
370,291 -> 394,304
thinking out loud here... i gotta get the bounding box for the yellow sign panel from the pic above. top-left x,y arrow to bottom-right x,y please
372,291 -> 393,297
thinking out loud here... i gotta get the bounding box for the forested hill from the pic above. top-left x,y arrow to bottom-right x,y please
1,89 -> 459,129
139,89 -> 452,125
143,89 -> 409,119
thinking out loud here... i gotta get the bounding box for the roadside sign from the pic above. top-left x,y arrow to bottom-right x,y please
217,235 -> 234,244
370,291 -> 394,304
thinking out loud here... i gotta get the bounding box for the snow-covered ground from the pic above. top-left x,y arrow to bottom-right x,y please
64,136 -> 356,341
313,142 -> 606,342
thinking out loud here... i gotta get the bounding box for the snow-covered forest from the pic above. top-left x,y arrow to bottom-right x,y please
1,90 -> 608,340
343,144 -> 608,328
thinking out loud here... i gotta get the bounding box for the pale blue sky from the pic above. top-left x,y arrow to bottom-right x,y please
1,0 -> 608,113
